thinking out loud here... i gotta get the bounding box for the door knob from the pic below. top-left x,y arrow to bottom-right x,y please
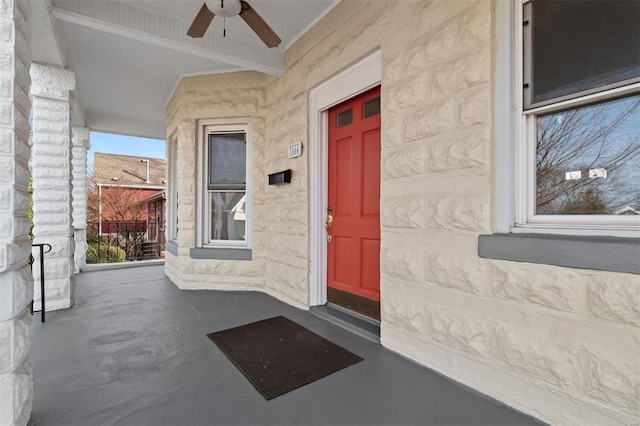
325,214 -> 333,227
325,214 -> 333,243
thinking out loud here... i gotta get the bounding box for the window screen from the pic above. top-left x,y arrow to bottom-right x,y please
208,133 -> 246,188
525,0 -> 640,109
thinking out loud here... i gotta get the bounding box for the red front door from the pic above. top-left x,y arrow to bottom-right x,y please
327,87 -> 381,319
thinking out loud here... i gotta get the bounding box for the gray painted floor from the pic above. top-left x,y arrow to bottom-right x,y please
31,265 -> 542,426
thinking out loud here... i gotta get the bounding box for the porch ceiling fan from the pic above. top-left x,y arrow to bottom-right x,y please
187,0 -> 281,48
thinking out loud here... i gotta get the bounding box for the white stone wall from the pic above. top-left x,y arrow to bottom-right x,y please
165,73 -> 268,292
0,1 -> 33,424
30,63 -> 76,311
71,127 -> 90,272
166,1 -> 640,424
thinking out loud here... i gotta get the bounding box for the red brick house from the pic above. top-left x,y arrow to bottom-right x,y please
142,189 -> 167,249
88,153 -> 167,260
91,152 -> 166,227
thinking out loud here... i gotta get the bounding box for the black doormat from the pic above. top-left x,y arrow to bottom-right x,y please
207,315 -> 363,400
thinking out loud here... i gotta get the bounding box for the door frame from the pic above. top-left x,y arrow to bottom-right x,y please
308,50 -> 382,307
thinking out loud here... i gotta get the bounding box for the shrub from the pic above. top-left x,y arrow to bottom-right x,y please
86,238 -> 126,264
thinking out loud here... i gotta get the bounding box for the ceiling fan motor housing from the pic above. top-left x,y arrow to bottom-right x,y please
206,0 -> 242,17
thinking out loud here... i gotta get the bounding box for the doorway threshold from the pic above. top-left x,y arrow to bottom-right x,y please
310,302 -> 380,343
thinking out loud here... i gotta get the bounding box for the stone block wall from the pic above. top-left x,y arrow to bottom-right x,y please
71,127 -> 90,272
30,63 -> 76,311
166,1 -> 639,424
0,1 -> 33,424
165,72 -> 268,291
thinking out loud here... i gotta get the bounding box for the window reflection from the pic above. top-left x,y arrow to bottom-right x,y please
536,95 -> 640,215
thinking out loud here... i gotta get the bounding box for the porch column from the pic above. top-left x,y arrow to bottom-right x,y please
30,63 -> 76,311
71,127 -> 90,272
0,1 -> 34,425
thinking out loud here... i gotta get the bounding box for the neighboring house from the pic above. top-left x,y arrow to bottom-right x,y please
142,189 -> 167,249
92,152 -> 167,230
90,153 -> 167,260
3,2 -> 639,426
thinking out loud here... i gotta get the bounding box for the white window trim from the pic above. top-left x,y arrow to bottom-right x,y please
495,0 -> 640,239
196,118 -> 251,248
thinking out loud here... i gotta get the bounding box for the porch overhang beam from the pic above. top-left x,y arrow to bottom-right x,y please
51,5 -> 284,76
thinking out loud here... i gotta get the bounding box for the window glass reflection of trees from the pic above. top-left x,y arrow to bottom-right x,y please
536,95 -> 640,215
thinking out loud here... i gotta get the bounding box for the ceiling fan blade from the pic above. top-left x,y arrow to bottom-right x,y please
239,0 -> 281,48
187,3 -> 215,38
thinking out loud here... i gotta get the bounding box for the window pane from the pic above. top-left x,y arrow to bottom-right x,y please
337,108 -> 353,128
363,96 -> 381,118
210,191 -> 246,241
209,133 -> 246,187
529,0 -> 640,107
536,95 -> 640,215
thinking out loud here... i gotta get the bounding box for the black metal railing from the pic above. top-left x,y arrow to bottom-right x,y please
85,221 -> 164,264
29,243 -> 52,323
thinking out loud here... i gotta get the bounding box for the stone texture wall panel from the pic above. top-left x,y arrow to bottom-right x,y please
0,242 -> 30,274
381,248 -> 425,285
0,308 -> 31,375
0,267 -> 32,323
30,134 -> 69,150
425,196 -> 489,232
0,216 -> 29,240
427,307 -> 490,358
490,263 -> 583,313
29,64 -> 75,310
386,75 -> 430,113
493,327 -> 575,388
419,0 -> 479,35
0,359 -> 33,426
380,110 -> 404,148
0,157 -> 29,186
14,83 -> 30,115
381,198 -> 426,229
0,27 -> 33,426
404,100 -> 454,142
424,254 -> 486,294
193,259 -> 262,277
580,350 -> 640,413
433,50 -> 489,97
458,2 -> 491,47
265,261 -> 306,292
0,132 -> 29,158
587,276 -> 640,327
382,143 -> 429,179
410,23 -> 458,71
382,296 -> 427,334
457,87 -> 491,130
428,130 -> 488,172
383,52 -> 407,86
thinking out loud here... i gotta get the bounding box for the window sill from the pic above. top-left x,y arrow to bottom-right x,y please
478,233 -> 639,274
189,247 -> 252,261
166,241 -> 178,256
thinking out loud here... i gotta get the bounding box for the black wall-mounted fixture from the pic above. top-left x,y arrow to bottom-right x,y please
268,169 -> 292,185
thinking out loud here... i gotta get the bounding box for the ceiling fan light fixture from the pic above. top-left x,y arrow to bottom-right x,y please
206,0 -> 241,18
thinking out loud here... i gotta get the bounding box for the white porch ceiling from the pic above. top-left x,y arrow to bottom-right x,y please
29,0 -> 340,140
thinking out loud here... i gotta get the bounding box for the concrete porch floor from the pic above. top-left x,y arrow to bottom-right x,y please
31,266 -> 542,425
